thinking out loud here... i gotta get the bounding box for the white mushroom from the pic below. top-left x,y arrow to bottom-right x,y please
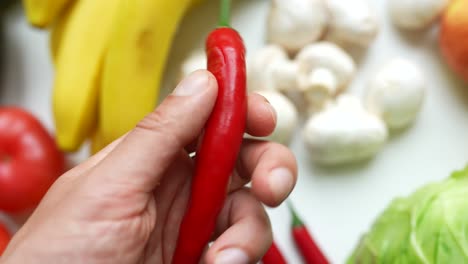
325,0 -> 379,47
388,0 -> 449,30
295,42 -> 356,111
245,90 -> 299,145
365,58 -> 425,131
267,0 -> 328,54
178,50 -> 207,82
247,45 -> 311,113
303,94 -> 388,165
247,45 -> 298,93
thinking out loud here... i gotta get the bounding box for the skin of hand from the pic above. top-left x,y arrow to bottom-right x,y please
0,70 -> 298,264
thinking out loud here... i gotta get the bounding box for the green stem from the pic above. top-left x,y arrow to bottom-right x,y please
287,200 -> 304,228
219,0 -> 231,27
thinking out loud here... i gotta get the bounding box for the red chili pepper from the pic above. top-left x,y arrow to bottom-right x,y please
262,241 -> 288,264
0,223 -> 10,255
171,0 -> 247,263
288,203 -> 329,264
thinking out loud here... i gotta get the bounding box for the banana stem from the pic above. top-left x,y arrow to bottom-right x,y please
219,0 -> 231,27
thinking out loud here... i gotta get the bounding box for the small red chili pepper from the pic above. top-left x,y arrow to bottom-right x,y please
262,240 -> 288,264
288,202 -> 329,264
0,222 -> 11,255
171,0 -> 247,263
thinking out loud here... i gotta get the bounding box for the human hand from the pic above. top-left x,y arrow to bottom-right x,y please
1,70 -> 297,264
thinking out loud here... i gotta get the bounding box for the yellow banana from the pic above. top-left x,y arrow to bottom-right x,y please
90,128 -> 106,155
53,0 -> 121,152
49,2 -> 72,65
23,0 -> 74,28
99,0 -> 194,147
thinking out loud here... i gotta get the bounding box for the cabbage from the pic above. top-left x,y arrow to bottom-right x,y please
348,166 -> 468,263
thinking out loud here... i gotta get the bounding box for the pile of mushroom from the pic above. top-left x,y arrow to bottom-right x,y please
325,0 -> 379,47
295,42 -> 356,112
245,90 -> 299,145
388,0 -> 450,30
303,95 -> 388,165
247,42 -> 356,114
365,58 -> 426,131
267,0 -> 379,50
267,0 -> 328,54
177,0 -> 427,167
247,45 -> 297,93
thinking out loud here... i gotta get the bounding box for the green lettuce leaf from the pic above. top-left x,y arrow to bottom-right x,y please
348,166 -> 468,264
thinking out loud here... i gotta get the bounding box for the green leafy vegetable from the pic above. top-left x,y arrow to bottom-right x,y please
348,166 -> 468,263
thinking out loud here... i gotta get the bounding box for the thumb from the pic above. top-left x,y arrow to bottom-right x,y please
91,70 -> 218,193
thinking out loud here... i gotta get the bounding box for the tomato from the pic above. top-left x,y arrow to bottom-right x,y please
0,107 -> 66,213
439,0 -> 468,83
0,222 -> 10,255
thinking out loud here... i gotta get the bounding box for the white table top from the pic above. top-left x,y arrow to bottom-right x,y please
1,0 -> 468,263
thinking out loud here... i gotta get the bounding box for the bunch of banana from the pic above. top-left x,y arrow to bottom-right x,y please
23,0 -> 72,28
22,0 -> 203,153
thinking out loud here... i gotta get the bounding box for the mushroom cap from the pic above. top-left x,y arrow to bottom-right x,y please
303,94 -> 388,165
247,45 -> 289,92
388,0 -> 450,30
326,0 -> 379,46
267,0 -> 328,54
295,42 -> 356,92
247,45 -> 298,93
365,58 -> 425,130
253,90 -> 299,145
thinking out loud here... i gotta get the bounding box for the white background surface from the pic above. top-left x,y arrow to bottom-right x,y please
1,0 -> 468,263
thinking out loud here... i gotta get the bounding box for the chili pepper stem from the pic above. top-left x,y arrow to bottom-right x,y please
287,200 -> 330,264
287,200 -> 304,228
219,0 -> 231,27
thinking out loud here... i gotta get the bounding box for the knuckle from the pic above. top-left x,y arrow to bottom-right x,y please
134,105 -> 182,147
240,188 -> 271,228
136,108 -> 173,132
269,142 -> 298,173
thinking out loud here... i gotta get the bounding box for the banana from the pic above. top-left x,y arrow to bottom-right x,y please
49,2 -> 72,66
99,0 -> 195,147
23,0 -> 74,28
53,0 -> 121,152
90,128 -> 106,155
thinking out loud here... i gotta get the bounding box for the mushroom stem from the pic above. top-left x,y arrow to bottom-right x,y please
304,68 -> 338,104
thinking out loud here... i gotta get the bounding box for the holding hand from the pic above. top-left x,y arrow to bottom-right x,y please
1,71 -> 297,264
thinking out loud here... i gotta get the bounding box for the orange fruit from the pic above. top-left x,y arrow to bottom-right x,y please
439,0 -> 468,82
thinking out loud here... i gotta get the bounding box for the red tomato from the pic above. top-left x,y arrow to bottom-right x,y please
0,223 -> 10,255
0,107 -> 66,213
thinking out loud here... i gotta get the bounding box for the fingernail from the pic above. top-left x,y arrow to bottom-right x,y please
268,168 -> 294,202
215,248 -> 249,264
256,93 -> 277,125
266,101 -> 277,124
173,71 -> 209,96
259,93 -> 270,104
